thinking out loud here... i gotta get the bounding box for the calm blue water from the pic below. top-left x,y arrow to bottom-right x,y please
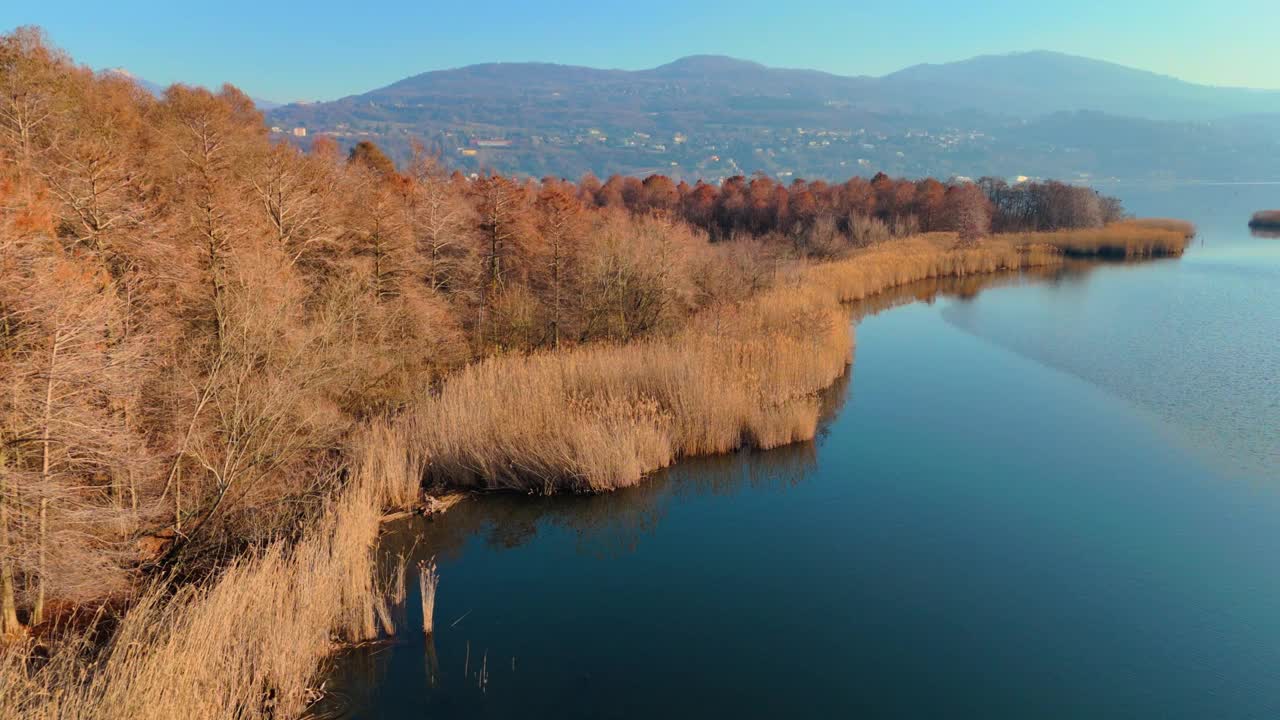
322,186 -> 1280,719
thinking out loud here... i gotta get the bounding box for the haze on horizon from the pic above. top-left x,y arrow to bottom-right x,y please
5,0 -> 1279,103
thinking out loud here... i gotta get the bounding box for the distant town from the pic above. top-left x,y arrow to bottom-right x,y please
261,52 -> 1280,184
270,120 -> 1050,185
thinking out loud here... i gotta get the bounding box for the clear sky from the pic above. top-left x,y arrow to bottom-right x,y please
5,0 -> 1278,102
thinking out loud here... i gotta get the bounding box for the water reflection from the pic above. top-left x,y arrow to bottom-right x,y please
316,269 -> 1054,717
385,266 -> 1079,568
319,258 -> 1215,720
382,385 -> 839,566
1251,227 -> 1280,239
849,261 -> 1111,322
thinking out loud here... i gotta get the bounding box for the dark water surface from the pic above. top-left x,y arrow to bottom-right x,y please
323,185 -> 1280,719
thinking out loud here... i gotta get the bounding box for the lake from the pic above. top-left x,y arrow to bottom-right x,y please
319,185 -> 1280,719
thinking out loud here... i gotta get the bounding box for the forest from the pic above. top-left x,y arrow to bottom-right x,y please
0,26 -> 1194,719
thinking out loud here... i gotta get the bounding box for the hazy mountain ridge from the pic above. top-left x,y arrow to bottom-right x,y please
880,51 -> 1280,120
104,67 -> 282,110
264,51 -> 1280,182
327,51 -> 1280,119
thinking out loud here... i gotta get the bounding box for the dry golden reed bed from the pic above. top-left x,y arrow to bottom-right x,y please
1000,218 -> 1195,258
0,221 -> 1190,720
403,221 -> 1189,493
0,429 -> 424,720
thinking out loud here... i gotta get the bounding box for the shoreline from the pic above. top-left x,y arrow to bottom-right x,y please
398,220 -> 1192,496
1,221 -> 1193,720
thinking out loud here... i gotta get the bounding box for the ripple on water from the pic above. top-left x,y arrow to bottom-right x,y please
939,225 -> 1280,481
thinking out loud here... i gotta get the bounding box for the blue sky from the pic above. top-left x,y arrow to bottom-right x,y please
6,0 -> 1278,102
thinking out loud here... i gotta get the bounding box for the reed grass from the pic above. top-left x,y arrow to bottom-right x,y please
1128,217 -> 1198,237
0,430 -> 418,720
400,222 -> 1186,494
418,558 -> 439,635
0,220 -> 1187,719
399,231 -> 1091,494
406,279 -> 848,492
998,219 -> 1195,258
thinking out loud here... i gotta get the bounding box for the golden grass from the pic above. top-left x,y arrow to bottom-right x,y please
1130,217 -> 1198,237
400,232 -> 1076,493
0,219 -> 1187,719
418,558 -> 439,635
401,222 -> 1186,494
998,219 -> 1195,258
405,280 -> 848,492
0,428 -> 419,720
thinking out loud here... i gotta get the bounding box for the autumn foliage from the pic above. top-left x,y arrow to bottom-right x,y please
568,169 -> 1126,250
0,27 -> 811,634
0,26 -> 1195,636
0,26 -> 1201,720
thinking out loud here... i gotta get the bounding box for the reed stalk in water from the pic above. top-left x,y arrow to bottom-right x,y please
418,558 -> 439,635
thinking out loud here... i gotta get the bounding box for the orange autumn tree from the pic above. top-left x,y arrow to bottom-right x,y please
945,182 -> 993,244
1,223 -> 145,633
470,174 -> 536,348
533,181 -> 588,347
0,26 -> 1153,636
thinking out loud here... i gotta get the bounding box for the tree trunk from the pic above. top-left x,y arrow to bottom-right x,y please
175,461 -> 182,535
0,314 -> 20,633
0,492 -> 20,635
551,244 -> 561,348
34,330 -> 61,627
33,497 -> 46,625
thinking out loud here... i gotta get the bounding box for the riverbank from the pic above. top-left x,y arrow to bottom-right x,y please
0,220 -> 1192,719
1002,219 -> 1196,257
326,201 -> 1280,719
402,220 -> 1191,494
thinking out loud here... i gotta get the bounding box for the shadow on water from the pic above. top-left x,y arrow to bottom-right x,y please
312,385 -> 852,718
380,375 -> 847,568
848,259 -> 1123,323
383,264 -> 1116,569
311,259 -> 1163,720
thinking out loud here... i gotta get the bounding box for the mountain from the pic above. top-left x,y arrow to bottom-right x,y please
103,68 -> 166,97
104,67 -> 282,111
363,54 -> 865,99
265,52 -> 1280,183
879,51 -> 1280,121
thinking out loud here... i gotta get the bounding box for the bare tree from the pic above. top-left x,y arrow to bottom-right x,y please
0,248 -> 143,629
244,141 -> 341,268
946,183 -> 992,244
470,175 -> 532,345
534,183 -> 586,347
404,148 -> 475,294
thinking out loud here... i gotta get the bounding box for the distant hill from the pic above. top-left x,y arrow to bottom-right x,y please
104,67 -> 282,110
265,52 -> 1280,183
103,68 -> 166,96
879,51 -> 1280,121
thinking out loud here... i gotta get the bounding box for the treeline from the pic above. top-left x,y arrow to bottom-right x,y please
569,171 -> 1126,248
979,177 -> 1126,232
0,26 -> 1142,635
0,28 -> 763,632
